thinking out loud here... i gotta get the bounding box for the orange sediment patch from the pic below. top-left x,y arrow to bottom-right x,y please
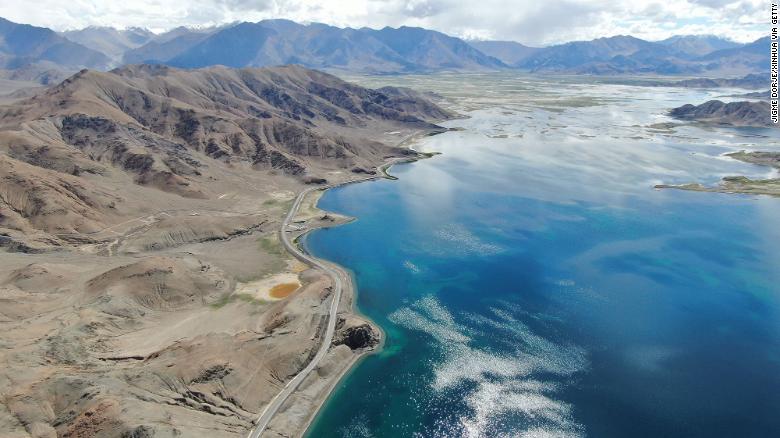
269,283 -> 299,298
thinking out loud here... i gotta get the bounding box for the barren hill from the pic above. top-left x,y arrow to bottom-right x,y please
0,65 -> 450,437
669,100 -> 772,127
0,63 -> 450,247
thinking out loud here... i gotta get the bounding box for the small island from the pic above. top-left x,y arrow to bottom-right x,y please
656,151 -> 780,197
669,100 -> 773,128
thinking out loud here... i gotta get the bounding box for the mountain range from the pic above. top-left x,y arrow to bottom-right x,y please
513,35 -> 767,75
0,16 -> 769,79
136,20 -> 505,73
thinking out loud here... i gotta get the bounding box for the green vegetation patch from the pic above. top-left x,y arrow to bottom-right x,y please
210,293 -> 265,309
235,293 -> 264,305
210,293 -> 232,309
259,235 -> 286,257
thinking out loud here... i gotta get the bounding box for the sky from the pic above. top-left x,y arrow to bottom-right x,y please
0,0 -> 768,46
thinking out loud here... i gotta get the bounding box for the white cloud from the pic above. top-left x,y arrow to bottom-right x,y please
0,0 -> 768,45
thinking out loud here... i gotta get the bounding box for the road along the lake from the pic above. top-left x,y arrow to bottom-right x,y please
247,153 -> 425,438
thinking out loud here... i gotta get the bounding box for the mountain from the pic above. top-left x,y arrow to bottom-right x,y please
696,36 -> 768,74
121,25 -> 225,65
159,20 -> 506,73
0,17 -> 109,69
151,26 -> 210,43
367,26 -> 505,71
517,35 -> 764,75
467,40 -> 540,66
122,29 -> 213,65
62,26 -> 155,63
518,35 -> 672,72
0,63 -> 450,236
669,100 -> 772,127
658,35 -> 740,56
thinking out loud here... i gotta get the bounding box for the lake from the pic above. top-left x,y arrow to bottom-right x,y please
304,73 -> 780,437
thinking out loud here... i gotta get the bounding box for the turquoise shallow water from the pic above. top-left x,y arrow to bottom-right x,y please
304,74 -> 780,437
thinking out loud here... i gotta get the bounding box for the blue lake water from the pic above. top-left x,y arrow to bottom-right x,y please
305,74 -> 780,437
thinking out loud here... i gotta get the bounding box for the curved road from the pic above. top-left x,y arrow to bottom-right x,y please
247,180 -> 368,438
247,154 -> 419,438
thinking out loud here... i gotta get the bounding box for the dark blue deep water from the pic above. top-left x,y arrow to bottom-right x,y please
304,75 -> 780,438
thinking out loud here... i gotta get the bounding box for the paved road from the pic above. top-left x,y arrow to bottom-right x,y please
247,183 -> 359,438
247,158 -> 413,438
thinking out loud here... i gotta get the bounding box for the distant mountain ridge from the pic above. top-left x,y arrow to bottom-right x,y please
519,35 -> 666,72
155,20 -> 506,73
0,18 -> 109,70
658,35 -> 741,56
467,40 -> 540,66
62,26 -> 156,63
121,24 -> 230,65
0,16 -> 767,77
515,34 -> 762,75
116,25 -> 767,75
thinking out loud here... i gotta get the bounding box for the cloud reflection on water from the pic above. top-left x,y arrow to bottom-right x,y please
389,296 -> 587,438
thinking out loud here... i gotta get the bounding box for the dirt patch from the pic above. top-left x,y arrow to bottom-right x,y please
269,283 -> 299,299
235,272 -> 301,302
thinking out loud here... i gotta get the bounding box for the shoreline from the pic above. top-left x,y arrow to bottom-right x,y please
291,225 -> 389,438
287,155 -> 421,437
252,128 -> 445,438
654,150 -> 780,197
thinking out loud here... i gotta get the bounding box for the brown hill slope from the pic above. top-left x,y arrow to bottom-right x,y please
0,64 -> 450,247
0,66 -> 450,438
669,100 -> 772,127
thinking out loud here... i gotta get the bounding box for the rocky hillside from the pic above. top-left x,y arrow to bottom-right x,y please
0,64 -> 451,249
0,64 -> 450,438
669,100 -> 772,127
